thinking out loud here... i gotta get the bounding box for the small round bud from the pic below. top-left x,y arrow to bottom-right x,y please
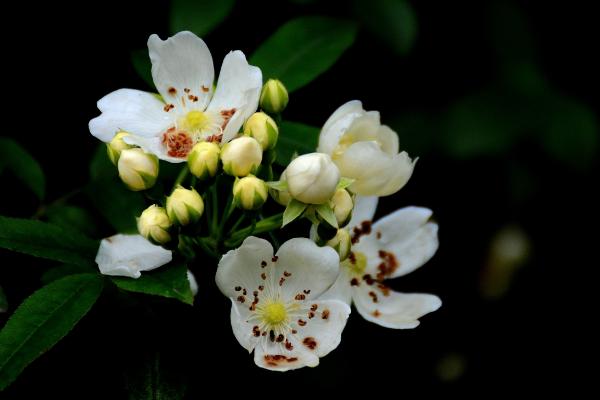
188,142 -> 220,180
138,205 -> 172,245
221,136 -> 263,177
244,112 -> 279,150
107,131 -> 134,165
166,186 -> 204,226
326,229 -> 352,261
117,148 -> 159,191
260,79 -> 289,114
286,153 -> 340,204
233,175 -> 268,210
330,188 -> 354,227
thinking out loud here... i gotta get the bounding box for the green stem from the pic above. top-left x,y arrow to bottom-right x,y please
210,183 -> 219,234
173,166 -> 189,191
225,213 -> 283,247
227,214 -> 246,236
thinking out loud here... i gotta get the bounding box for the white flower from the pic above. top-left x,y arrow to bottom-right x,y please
216,236 -> 351,371
95,234 -> 172,278
285,153 -> 340,204
89,31 -> 262,162
318,100 -> 415,196
322,197 -> 441,328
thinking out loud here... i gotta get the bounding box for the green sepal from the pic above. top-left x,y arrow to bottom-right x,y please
282,199 -> 307,227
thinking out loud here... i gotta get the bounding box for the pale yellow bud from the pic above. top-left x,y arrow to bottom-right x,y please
330,188 -> 354,227
259,79 -> 289,114
166,186 -> 204,226
243,112 -> 279,150
269,169 -> 291,206
117,148 -> 159,191
221,136 -> 263,177
188,142 -> 220,180
286,153 -> 340,204
326,229 -> 352,261
233,175 -> 268,210
107,131 -> 134,165
137,205 -> 172,245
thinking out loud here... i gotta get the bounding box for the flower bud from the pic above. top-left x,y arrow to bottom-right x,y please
233,175 -> 268,210
286,153 -> 340,204
117,148 -> 159,191
330,188 -> 354,227
107,131 -> 133,165
188,142 -> 220,180
137,205 -> 172,245
269,169 -> 291,206
243,112 -> 279,150
221,136 -> 263,177
166,186 -> 204,226
260,79 -> 289,114
326,229 -> 352,261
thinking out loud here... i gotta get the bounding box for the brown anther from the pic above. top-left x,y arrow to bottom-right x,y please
163,103 -> 175,112
350,278 -> 360,286
272,256 -> 279,262
183,88 -> 190,93
322,309 -> 330,320
297,319 -> 307,326
237,295 -> 246,303
261,273 -> 266,280
351,220 -> 372,244
295,294 -> 306,301
285,341 -> 294,351
269,330 -> 275,342
303,289 -> 311,294
372,310 -> 381,317
308,311 -> 315,319
368,291 -> 379,303
283,271 -> 291,277
310,304 -> 318,311
261,260 -> 267,267
258,285 -> 264,291
234,286 -> 242,291
201,85 -> 209,92
168,87 -> 177,95
279,277 -> 286,286
276,334 -> 284,343
302,337 -> 317,350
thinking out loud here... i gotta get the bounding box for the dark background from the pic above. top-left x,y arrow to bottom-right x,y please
1,0 -> 597,396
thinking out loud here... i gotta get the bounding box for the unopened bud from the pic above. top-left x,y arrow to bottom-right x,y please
137,205 -> 172,245
221,136 -> 263,177
166,186 -> 204,226
326,229 -> 352,261
260,79 -> 289,114
330,189 -> 354,227
244,112 -> 279,150
286,153 -> 340,204
188,142 -> 220,180
117,148 -> 159,191
233,175 -> 268,210
107,131 -> 133,165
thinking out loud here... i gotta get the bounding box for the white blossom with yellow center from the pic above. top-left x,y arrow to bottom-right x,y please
89,31 -> 262,162
216,237 -> 351,371
318,101 -> 416,196
321,196 -> 441,328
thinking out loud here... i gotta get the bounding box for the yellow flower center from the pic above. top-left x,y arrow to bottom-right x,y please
260,301 -> 288,325
181,110 -> 210,132
342,251 -> 368,276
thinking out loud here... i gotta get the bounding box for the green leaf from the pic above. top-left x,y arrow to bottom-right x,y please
282,199 -> 307,227
45,205 -> 98,237
124,349 -> 188,400
170,0 -> 235,37
131,49 -> 154,89
0,274 -> 104,390
111,263 -> 193,305
0,286 -> 7,313
315,203 -> 338,228
41,264 -> 95,285
353,0 -> 417,55
0,138 -> 45,200
251,16 -> 358,92
0,216 -> 98,266
90,144 -> 115,181
276,121 -> 319,166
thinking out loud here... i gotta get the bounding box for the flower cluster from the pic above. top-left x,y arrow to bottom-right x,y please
90,31 -> 440,371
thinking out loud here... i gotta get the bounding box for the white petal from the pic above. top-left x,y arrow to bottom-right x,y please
319,269 -> 353,305
215,236 -> 274,298
123,135 -> 184,163
148,31 -> 214,110
207,51 -> 262,143
318,100 -> 366,155
253,337 -> 318,372
346,195 -> 378,230
375,125 -> 400,155
273,238 -> 340,301
187,270 -> 198,296
370,207 -> 439,278
89,89 -> 172,142
353,285 -> 441,329
95,234 -> 172,278
291,300 -> 351,357
230,299 -> 260,353
335,141 -> 415,196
